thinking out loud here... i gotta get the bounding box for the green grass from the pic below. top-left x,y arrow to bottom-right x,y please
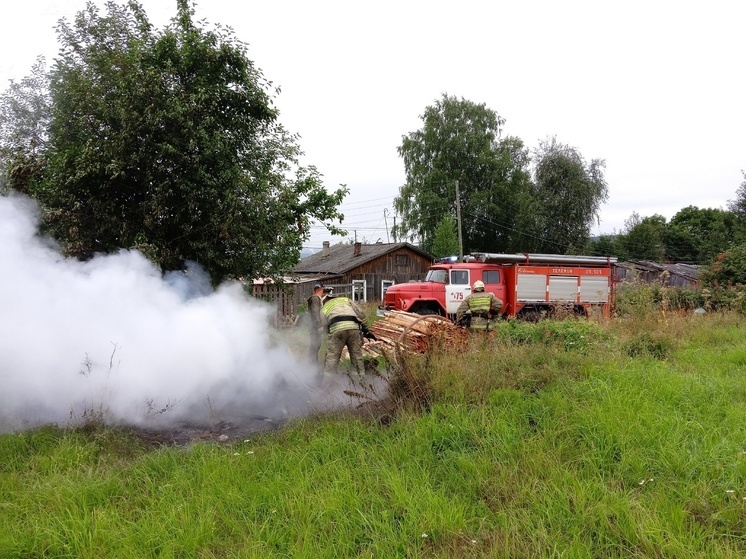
3,313 -> 746,557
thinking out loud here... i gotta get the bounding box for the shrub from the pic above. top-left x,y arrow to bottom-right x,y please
700,285 -> 746,313
614,281 -> 705,316
614,281 -> 660,318
700,244 -> 746,287
661,286 -> 704,311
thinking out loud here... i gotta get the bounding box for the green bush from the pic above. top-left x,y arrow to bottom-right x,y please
614,281 -> 660,318
697,245 -> 746,314
614,281 -> 705,317
700,244 -> 746,287
662,286 -> 704,310
700,286 -> 746,313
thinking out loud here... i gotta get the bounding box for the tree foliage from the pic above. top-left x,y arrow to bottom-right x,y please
393,94 -> 532,255
728,171 -> 746,243
728,171 -> 746,219
586,234 -> 623,260
589,205 -> 739,265
524,137 -> 608,253
700,244 -> 746,287
394,96 -> 607,256
0,57 -> 50,195
665,206 -> 736,264
618,212 -> 667,262
467,135 -> 534,253
430,214 -> 460,258
0,0 -> 346,283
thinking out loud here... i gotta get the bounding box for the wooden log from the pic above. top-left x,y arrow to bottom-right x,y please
363,311 -> 468,357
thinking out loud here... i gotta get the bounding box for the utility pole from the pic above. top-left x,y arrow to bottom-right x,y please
455,180 -> 464,262
383,209 -> 390,244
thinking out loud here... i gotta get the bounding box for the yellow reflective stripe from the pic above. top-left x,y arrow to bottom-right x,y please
322,297 -> 349,316
329,321 -> 359,333
468,295 -> 491,313
323,297 -> 360,333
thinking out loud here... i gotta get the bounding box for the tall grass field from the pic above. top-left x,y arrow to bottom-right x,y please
2,310 -> 746,558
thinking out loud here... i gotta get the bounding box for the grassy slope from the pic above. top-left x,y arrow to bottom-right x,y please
2,313 -> 746,558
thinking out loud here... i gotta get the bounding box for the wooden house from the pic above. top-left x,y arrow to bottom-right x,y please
293,241 -> 433,304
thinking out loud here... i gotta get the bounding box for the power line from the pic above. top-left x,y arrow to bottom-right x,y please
309,202 -> 731,264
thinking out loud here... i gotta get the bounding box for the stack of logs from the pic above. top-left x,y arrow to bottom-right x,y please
360,310 -> 469,358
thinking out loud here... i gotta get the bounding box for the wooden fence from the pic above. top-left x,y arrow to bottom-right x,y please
251,282 -> 355,328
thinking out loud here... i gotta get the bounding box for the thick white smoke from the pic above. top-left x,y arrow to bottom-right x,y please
0,194 -> 320,431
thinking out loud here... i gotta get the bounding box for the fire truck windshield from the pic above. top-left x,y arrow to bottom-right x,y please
425,269 -> 448,283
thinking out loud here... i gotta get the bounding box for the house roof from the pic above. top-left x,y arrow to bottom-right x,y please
294,242 -> 432,275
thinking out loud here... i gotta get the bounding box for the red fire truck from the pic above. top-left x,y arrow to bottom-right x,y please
379,253 -> 617,320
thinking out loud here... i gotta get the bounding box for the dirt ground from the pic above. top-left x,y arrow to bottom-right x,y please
128,371 -> 393,447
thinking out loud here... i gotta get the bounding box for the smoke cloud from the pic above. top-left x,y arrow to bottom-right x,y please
0,194 -> 321,432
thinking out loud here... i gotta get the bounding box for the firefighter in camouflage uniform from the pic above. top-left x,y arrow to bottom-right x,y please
321,294 -> 367,379
456,280 -> 503,331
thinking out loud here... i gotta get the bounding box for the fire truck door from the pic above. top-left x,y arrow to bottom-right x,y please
446,269 -> 471,314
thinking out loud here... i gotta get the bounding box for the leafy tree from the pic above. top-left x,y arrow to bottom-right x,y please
664,206 -> 735,264
430,214 -> 460,258
524,137 -> 608,253
1,0 -> 346,283
587,234 -> 624,260
617,212 -> 667,261
393,94 -> 532,254
700,244 -> 746,286
728,171 -> 746,218
0,57 -> 50,195
727,171 -> 746,243
466,135 -> 534,253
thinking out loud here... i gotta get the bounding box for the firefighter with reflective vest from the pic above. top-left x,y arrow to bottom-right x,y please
456,280 -> 503,331
320,294 -> 368,379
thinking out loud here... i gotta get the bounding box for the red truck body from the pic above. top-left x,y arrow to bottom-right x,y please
380,252 -> 617,320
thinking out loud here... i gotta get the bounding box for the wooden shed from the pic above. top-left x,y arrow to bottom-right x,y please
614,260 -> 700,288
293,241 -> 433,304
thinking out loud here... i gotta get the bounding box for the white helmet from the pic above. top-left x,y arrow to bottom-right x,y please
473,280 -> 485,291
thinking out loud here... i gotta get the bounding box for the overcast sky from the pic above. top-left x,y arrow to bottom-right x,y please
2,0 -> 744,250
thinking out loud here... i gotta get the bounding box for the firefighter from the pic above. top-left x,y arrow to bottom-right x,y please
307,283 -> 325,364
456,280 -> 503,331
320,294 -> 367,379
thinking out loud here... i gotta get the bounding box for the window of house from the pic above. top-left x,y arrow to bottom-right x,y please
352,279 -> 367,302
395,254 -> 409,266
381,280 -> 395,299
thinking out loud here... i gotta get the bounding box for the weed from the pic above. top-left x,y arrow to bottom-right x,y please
144,398 -> 182,420
382,351 -> 432,414
623,331 -> 674,359
615,280 -> 706,319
